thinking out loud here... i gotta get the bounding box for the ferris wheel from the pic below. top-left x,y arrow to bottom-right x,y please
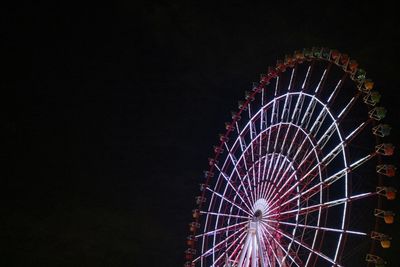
184,48 -> 396,267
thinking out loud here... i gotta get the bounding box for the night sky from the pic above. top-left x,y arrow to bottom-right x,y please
7,1 -> 400,266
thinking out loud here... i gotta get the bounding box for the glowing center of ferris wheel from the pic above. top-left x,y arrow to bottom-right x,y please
252,198 -> 268,221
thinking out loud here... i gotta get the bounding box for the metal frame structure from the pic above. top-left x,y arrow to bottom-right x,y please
185,48 -> 395,267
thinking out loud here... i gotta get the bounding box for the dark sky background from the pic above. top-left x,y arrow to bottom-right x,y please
6,1 -> 400,266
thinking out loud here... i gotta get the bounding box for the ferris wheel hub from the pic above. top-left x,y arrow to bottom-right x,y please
252,198 -> 268,221
253,209 -> 262,220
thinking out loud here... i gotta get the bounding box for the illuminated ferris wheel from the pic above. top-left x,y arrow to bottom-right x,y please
184,48 -> 396,267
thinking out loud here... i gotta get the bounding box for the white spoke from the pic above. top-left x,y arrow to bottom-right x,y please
200,211 -> 250,220
267,123 -> 375,212
327,79 -> 343,103
196,221 -> 248,238
224,143 -> 255,207
214,163 -> 254,213
212,228 -> 246,261
265,219 -> 367,236
301,65 -> 312,90
258,225 -> 282,267
266,192 -> 374,219
194,224 -> 247,261
314,68 -> 327,93
263,222 -> 343,267
206,187 -> 253,217
213,230 -> 248,265
260,223 -> 301,267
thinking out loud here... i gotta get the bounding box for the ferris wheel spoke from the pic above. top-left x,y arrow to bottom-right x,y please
213,229 -> 248,265
271,128 -> 302,189
264,162 -> 300,206
259,223 -> 302,267
303,152 -> 374,199
206,187 -> 253,217
260,151 -> 276,200
265,135 -> 319,205
327,74 -> 347,104
273,182 -> 323,214
309,108 -> 328,136
300,96 -> 317,129
264,162 -> 297,205
258,155 -> 270,201
273,124 -> 283,153
214,164 -> 254,212
337,95 -> 358,120
258,108 -> 270,200
260,150 -> 271,201
263,154 -> 285,201
257,225 -> 283,267
237,233 -> 252,267
314,69 -> 326,94
196,225 -> 247,262
316,114 -> 365,153
263,222 -> 343,267
267,156 -> 290,199
266,192 -> 374,220
235,136 -> 257,204
262,154 -> 288,203
266,154 -> 316,209
259,224 -> 301,267
301,64 -> 312,90
279,124 -> 293,153
345,120 -> 373,144
286,125 -> 301,155
260,118 -> 274,186
196,221 -> 248,238
302,74 -> 328,140
264,126 -> 317,204
262,120 -> 287,198
239,143 -> 250,172
248,103 -> 253,126
285,118 -> 318,165
261,84 -> 266,106
268,151 -> 333,210
288,137 -> 347,189
280,69 -> 296,122
292,94 -> 306,125
264,155 -> 293,203
270,77 -> 280,125
288,65 -> 296,91
224,144 -> 255,207
264,95 -> 287,202
308,78 -> 346,136
257,133 -> 263,201
200,210 -> 250,220
248,123 -> 258,200
239,164 -> 257,206
267,155 -> 375,215
256,228 -> 273,267
324,153 -> 375,185
270,174 -> 342,216
318,61 -> 332,93
268,119 -> 366,210
264,219 -> 367,236
231,233 -> 250,267
274,125 -> 296,176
